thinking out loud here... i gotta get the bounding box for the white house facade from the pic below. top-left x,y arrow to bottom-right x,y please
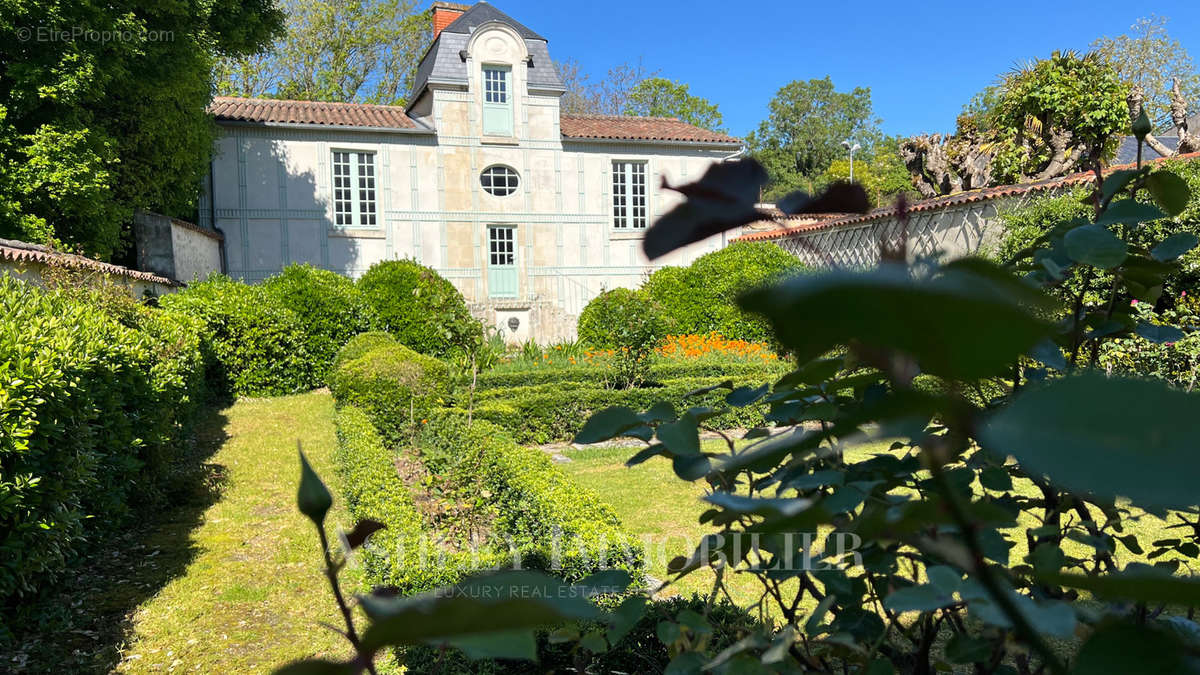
203,1 -> 743,343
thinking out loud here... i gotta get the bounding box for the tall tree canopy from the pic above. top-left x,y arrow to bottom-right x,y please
1092,15 -> 1200,129
216,0 -> 429,105
0,0 -> 284,259
554,59 -> 657,116
746,77 -> 881,200
624,77 -> 724,132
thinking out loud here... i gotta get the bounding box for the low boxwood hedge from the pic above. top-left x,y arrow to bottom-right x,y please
473,359 -> 788,392
419,411 -> 644,582
327,342 -> 450,446
331,330 -> 397,372
333,406 -> 493,594
473,376 -> 771,444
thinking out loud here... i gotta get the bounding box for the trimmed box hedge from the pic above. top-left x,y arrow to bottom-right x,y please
328,341 -> 450,446
473,376 -> 772,444
473,359 -> 788,392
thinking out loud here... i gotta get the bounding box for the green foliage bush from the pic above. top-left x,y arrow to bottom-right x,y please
0,277 -> 206,603
643,241 -> 803,343
262,264 -> 378,382
332,406 -> 486,595
160,275 -> 316,397
576,287 -> 666,350
327,342 -> 449,445
419,411 -> 644,582
331,330 -> 398,371
358,259 -> 481,358
474,359 -> 787,392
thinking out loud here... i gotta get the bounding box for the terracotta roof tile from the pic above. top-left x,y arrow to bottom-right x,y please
210,97 -> 423,130
0,238 -> 181,286
560,113 -> 739,144
737,151 -> 1200,242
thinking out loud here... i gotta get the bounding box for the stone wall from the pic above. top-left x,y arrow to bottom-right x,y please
134,212 -> 223,283
1,237 -> 181,297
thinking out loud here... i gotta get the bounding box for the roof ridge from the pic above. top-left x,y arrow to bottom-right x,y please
738,150 -> 1200,243
212,96 -> 406,111
561,112 -> 682,122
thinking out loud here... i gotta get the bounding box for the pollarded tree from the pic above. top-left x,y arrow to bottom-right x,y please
901,51 -> 1127,196
1092,15 -> 1200,131
624,78 -> 725,132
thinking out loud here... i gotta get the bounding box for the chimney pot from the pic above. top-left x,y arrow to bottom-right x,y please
432,2 -> 468,40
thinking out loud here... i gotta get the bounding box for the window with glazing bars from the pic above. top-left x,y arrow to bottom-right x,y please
484,67 -> 508,103
332,151 -> 377,227
611,161 -> 647,229
489,226 -> 515,266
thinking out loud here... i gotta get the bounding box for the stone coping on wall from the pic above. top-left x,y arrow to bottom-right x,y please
739,151 -> 1200,243
0,237 -> 182,287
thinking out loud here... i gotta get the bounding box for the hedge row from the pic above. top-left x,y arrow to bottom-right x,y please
0,276 -> 208,602
473,376 -> 772,444
333,406 -> 492,594
419,411 -> 644,582
473,359 -> 788,392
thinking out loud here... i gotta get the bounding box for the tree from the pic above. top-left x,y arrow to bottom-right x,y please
820,136 -> 916,207
553,59 -> 658,115
901,51 -> 1127,196
0,0 -> 284,259
1092,15 -> 1200,129
215,0 -> 430,105
624,78 -> 724,131
746,77 -> 881,200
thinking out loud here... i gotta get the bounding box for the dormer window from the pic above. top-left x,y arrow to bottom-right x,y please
482,65 -> 513,136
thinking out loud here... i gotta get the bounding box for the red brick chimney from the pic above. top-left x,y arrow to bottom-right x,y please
432,2 -> 468,40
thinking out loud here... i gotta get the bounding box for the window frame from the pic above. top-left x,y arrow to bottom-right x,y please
480,165 -> 520,197
481,64 -> 514,137
331,149 -> 378,228
611,160 -> 649,230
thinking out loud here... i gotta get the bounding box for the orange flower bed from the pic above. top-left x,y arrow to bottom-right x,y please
656,332 -> 779,361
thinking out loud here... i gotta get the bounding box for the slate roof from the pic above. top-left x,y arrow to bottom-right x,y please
737,151 -> 1200,243
441,1 -> 545,40
408,2 -> 562,105
210,97 -> 737,144
210,97 -> 427,130
560,114 -> 740,145
1116,135 -> 1180,164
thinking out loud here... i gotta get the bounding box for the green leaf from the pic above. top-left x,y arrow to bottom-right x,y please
297,448 -> 332,527
639,401 -> 676,423
1151,232 -> 1199,262
579,629 -> 608,654
626,444 -> 667,467
1040,566 -> 1200,606
1030,340 -> 1067,370
1133,108 -> 1153,140
884,584 -> 954,612
1146,171 -> 1191,217
1064,224 -> 1128,269
672,454 -> 711,481
1073,621 -> 1199,675
979,465 -> 1013,491
739,261 -> 1055,379
1100,169 -> 1140,205
574,406 -> 641,444
1096,199 -> 1167,226
1136,322 -> 1185,344
657,621 -> 682,645
450,630 -> 537,661
926,565 -> 962,594
657,415 -> 700,456
359,571 -> 602,652
945,633 -> 992,665
704,493 -> 815,519
664,652 -> 706,675
981,374 -> 1200,508
726,383 -> 770,407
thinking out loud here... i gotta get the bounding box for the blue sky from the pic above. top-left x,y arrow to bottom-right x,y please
498,0 -> 1200,139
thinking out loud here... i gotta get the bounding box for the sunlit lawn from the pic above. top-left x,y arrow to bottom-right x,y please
562,436 -> 1184,619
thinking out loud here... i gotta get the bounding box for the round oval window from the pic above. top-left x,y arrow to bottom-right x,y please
480,165 -> 519,196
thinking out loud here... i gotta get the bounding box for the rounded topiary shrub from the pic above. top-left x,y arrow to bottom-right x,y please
159,275 -> 316,397
645,241 -> 803,343
357,259 -> 481,358
262,264 -> 378,382
332,331 -> 398,372
327,342 -> 449,444
577,287 -> 666,351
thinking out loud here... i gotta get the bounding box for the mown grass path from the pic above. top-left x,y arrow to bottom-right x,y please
109,391 -> 358,673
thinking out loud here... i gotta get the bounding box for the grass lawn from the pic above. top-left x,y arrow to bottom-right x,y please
3,391 -> 360,674
561,437 -> 1184,619
113,391 -> 359,673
